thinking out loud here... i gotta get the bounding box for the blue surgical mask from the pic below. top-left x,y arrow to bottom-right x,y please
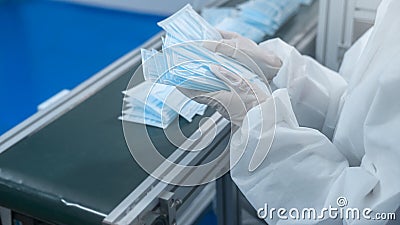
141,48 -> 169,82
122,83 -> 178,128
142,4 -> 263,94
142,44 -> 228,93
157,4 -> 222,43
162,33 -> 182,48
201,7 -> 239,26
164,42 -> 262,92
201,2 -> 279,38
148,81 -> 207,122
215,17 -> 266,42
121,81 -> 207,128
238,1 -> 278,25
266,0 -> 300,26
237,1 -> 279,35
234,0 -> 300,35
298,0 -> 315,6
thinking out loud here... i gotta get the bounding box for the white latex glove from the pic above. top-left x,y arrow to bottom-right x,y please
178,65 -> 270,126
204,30 -> 282,81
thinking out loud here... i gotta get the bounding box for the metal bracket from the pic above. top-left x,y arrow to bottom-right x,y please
0,206 -> 12,225
159,191 -> 180,225
337,42 -> 351,63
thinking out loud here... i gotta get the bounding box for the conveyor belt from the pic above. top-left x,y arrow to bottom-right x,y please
0,46 -> 215,225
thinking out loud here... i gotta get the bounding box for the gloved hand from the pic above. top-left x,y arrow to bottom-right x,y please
178,65 -> 270,126
204,30 -> 282,82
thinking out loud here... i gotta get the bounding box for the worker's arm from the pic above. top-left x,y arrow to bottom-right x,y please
259,39 -> 348,139
231,1 -> 400,224
230,87 -> 400,225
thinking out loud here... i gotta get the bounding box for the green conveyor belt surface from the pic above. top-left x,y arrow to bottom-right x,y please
0,63 -> 214,225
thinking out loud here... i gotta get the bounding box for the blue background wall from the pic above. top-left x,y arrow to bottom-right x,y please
0,0 -> 164,134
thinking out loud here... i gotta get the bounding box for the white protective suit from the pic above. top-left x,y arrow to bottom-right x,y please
231,0 -> 400,224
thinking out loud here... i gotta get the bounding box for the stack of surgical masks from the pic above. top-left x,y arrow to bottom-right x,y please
157,4 -> 222,44
142,4 -> 261,93
120,81 -> 207,129
128,4 -> 268,128
202,0 -> 306,42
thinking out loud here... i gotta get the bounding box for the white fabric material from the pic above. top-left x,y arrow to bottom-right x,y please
339,28 -> 373,83
231,0 -> 400,224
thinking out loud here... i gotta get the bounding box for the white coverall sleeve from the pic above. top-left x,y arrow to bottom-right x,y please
231,1 -> 400,224
231,86 -> 400,225
259,39 -> 348,138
